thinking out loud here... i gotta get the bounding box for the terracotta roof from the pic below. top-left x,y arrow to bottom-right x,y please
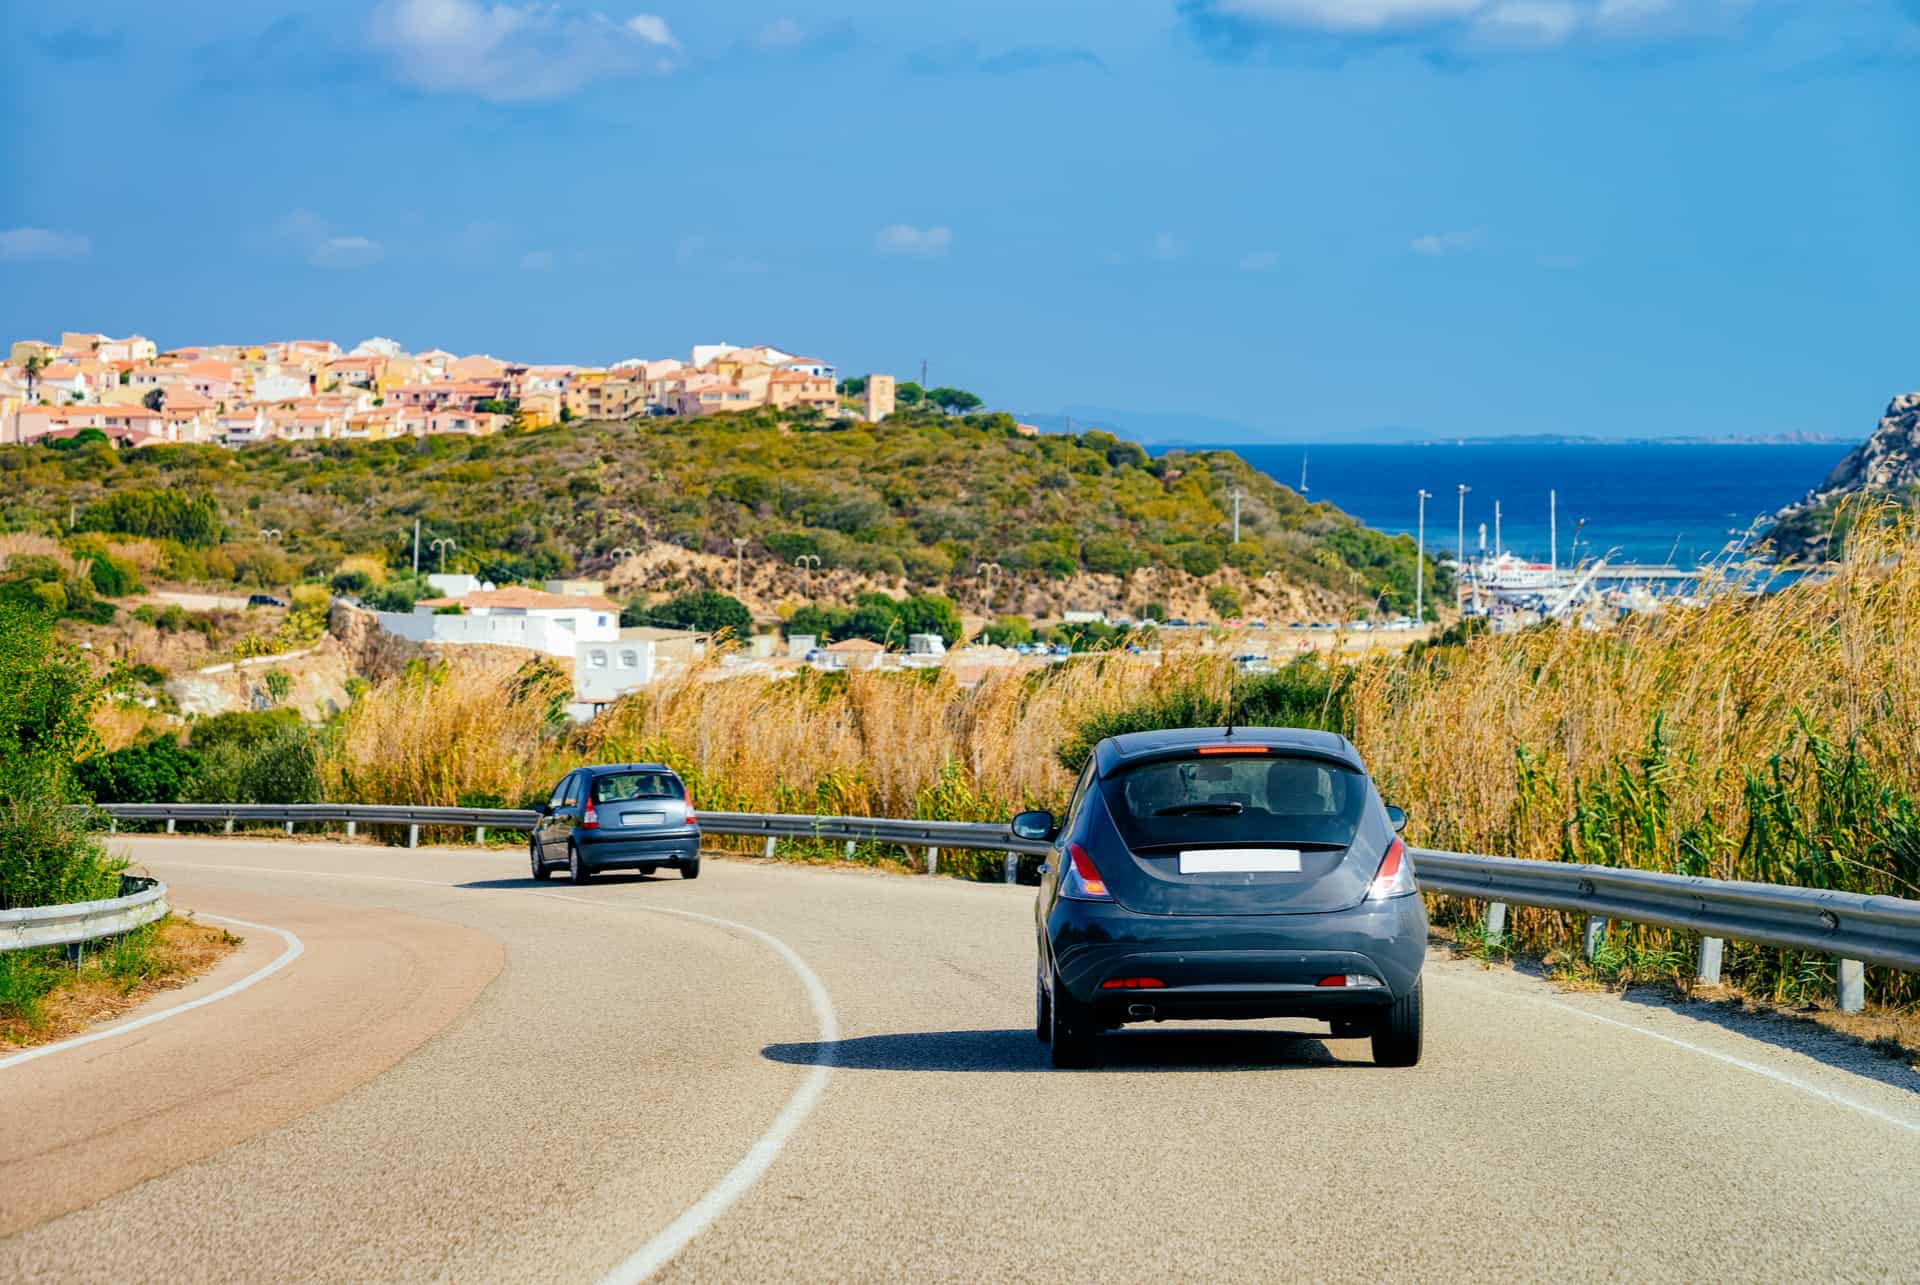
825,638 -> 886,652
418,588 -> 621,613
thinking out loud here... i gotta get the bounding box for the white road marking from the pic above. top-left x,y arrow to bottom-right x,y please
0,913 -> 304,1072
534,892 -> 841,1284
1436,970 -> 1920,1135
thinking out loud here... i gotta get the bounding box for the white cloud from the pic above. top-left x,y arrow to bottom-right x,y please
1213,0 -> 1486,32
1150,231 -> 1188,260
371,0 -> 679,102
1239,250 -> 1280,272
274,209 -> 383,270
520,249 -> 555,271
0,227 -> 90,261
1410,229 -> 1484,256
875,224 -> 953,257
751,17 -> 808,50
1208,0 -> 1752,47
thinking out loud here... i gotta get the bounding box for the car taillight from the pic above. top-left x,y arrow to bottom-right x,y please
683,788 -> 697,825
1061,842 -> 1111,901
582,800 -> 599,830
1366,837 -> 1414,900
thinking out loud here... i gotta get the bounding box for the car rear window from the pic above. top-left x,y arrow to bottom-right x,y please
592,770 -> 682,802
1100,753 -> 1367,849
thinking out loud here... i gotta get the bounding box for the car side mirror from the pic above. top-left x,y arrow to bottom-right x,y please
534,803 -> 553,817
1385,805 -> 1407,833
1011,810 -> 1057,842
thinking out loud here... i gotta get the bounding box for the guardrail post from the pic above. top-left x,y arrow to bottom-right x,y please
926,846 -> 939,875
1482,901 -> 1507,948
224,817 -> 234,834
408,823 -> 419,849
1837,959 -> 1865,1013
165,818 -> 176,835
346,820 -> 356,838
475,826 -> 486,846
1004,853 -> 1018,884
285,821 -> 294,835
1581,915 -> 1606,961
109,816 -> 116,834
1696,937 -> 1724,986
844,840 -> 856,860
763,836 -> 777,859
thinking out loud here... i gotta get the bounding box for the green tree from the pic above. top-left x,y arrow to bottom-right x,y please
838,376 -> 867,397
77,489 -> 223,547
925,387 -> 983,415
0,604 -> 100,802
1207,585 -> 1243,618
895,382 -> 925,406
630,589 -> 751,635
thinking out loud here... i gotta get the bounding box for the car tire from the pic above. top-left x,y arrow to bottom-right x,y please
1035,960 -> 1051,1044
1048,965 -> 1097,1070
530,840 -> 550,882
1372,978 -> 1423,1067
569,844 -> 590,885
679,857 -> 701,880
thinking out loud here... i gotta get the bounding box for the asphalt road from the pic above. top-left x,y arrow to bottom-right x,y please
3,836 -> 1917,1283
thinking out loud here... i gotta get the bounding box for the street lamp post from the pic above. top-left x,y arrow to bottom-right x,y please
1229,488 -> 1243,545
1415,489 -> 1432,624
794,554 -> 822,592
429,536 -> 457,572
258,527 -> 282,543
732,537 -> 749,592
975,561 -> 1003,613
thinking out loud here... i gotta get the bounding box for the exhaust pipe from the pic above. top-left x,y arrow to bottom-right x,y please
1126,1003 -> 1156,1018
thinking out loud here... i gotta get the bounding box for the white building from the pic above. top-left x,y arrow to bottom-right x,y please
375,587 -> 620,658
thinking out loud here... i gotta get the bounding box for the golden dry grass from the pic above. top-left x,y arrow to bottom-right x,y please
0,916 -> 242,1050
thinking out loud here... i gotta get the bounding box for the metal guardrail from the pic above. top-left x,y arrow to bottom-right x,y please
1,876 -> 169,954
89,803 -> 1920,1010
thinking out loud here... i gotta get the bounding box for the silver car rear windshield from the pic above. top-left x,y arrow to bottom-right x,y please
592,771 -> 682,802
1101,753 -> 1366,848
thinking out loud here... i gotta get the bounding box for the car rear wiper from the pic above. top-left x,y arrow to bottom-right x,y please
1154,802 -> 1244,816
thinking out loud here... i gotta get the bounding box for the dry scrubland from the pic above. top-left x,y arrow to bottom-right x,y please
321,508 -> 1920,1006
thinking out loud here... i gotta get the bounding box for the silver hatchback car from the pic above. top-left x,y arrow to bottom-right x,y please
530,763 -> 701,883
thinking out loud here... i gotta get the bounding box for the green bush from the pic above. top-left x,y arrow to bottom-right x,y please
76,489 -> 223,547
626,589 -> 751,635
1207,585 -> 1243,618
76,735 -> 198,804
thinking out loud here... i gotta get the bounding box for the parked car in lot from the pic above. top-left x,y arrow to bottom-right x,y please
1018,726 -> 1424,1069
530,763 -> 700,883
246,593 -> 286,608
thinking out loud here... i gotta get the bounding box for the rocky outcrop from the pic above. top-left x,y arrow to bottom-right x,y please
1771,393 -> 1920,558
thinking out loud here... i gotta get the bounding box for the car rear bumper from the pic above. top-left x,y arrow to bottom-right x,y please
1045,893 -> 1426,1018
576,830 -> 700,870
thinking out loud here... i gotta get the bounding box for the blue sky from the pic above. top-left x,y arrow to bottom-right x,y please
2,0 -> 1917,441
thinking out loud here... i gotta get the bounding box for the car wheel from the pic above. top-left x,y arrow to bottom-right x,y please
530,839 -> 550,882
679,857 -> 701,880
1372,978 -> 1423,1067
569,844 -> 590,885
1035,960 -> 1051,1044
1048,965 -> 1097,1070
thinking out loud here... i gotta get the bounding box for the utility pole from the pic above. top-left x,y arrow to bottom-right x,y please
412,518 -> 421,575
1456,484 -> 1470,611
1550,489 -> 1558,576
919,358 -> 927,389
1416,490 -> 1431,624
732,537 -> 749,592
1230,488 -> 1243,544
1494,501 -> 1502,559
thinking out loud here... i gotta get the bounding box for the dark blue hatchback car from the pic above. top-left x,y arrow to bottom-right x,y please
530,763 -> 700,883
1019,727 -> 1426,1069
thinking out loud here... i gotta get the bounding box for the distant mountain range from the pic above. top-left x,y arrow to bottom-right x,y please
1020,406 -> 1861,449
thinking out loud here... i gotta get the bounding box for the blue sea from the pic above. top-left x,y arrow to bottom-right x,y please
1207,443 -> 1850,566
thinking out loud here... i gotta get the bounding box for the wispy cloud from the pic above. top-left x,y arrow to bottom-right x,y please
1410,229 -> 1484,256
274,210 -> 384,270
1180,0 -> 1762,57
0,228 -> 91,262
520,249 -> 555,272
875,224 -> 953,257
908,42 -> 1105,74
1239,250 -> 1281,272
35,22 -> 125,61
370,0 -> 679,102
1150,231 -> 1189,260
741,17 -> 856,57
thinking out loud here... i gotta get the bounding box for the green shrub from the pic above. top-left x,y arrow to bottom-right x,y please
76,735 -> 198,804
627,589 -> 751,635
76,489 -> 222,547
1207,585 -> 1243,618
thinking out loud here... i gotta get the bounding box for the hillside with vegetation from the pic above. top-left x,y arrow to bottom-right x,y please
1769,392 -> 1920,560
0,407 -> 1443,621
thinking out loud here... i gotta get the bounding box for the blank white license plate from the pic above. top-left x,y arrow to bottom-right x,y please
622,813 -> 664,827
1179,849 -> 1301,874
